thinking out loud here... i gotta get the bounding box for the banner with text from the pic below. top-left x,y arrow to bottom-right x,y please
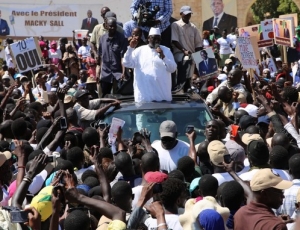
9,37 -> 43,72
235,37 -> 258,69
0,1 -> 131,38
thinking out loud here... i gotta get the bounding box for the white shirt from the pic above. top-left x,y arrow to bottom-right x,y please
132,185 -> 153,209
78,45 -> 91,58
239,168 -> 292,181
123,45 -> 177,103
217,37 -> 233,55
47,75 -> 68,87
278,179 -> 300,217
145,214 -> 183,230
227,34 -> 237,48
73,99 -> 102,128
32,83 -> 51,95
48,49 -> 62,59
151,140 -> 189,173
75,165 -> 95,182
5,46 -> 14,68
212,165 -> 250,186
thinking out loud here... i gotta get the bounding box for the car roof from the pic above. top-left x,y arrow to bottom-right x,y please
106,94 -> 209,112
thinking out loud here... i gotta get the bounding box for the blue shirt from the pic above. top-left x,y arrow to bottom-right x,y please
123,20 -> 139,38
98,31 -> 128,83
130,0 -> 172,32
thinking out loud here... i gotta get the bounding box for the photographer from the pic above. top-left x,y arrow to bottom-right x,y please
130,0 -> 173,48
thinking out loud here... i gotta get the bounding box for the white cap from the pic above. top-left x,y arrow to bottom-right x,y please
276,57 -> 282,62
2,74 -> 10,80
217,73 -> 227,82
149,27 -> 161,36
238,104 -> 258,118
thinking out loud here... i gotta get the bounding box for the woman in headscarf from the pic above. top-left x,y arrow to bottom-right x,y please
39,41 -> 49,63
62,44 -> 80,76
48,41 -> 62,69
198,209 -> 225,230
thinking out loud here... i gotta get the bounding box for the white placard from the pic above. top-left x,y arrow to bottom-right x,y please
236,37 -> 257,69
9,37 -> 42,72
109,117 -> 126,144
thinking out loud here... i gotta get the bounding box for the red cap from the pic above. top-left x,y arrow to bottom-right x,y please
144,171 -> 168,183
207,86 -> 214,92
265,92 -> 272,99
239,103 -> 248,108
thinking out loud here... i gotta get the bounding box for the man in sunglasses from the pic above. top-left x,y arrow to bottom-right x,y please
151,120 -> 189,173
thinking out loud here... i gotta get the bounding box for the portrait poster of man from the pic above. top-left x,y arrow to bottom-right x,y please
238,25 -> 260,38
202,0 -> 237,33
273,18 -> 294,47
279,14 -> 298,38
192,47 -> 218,79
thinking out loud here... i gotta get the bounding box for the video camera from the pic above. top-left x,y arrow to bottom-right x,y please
137,2 -> 160,27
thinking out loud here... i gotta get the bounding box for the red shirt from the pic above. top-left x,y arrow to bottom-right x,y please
234,202 -> 287,230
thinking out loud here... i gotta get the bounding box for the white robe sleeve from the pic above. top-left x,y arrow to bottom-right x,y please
162,48 -> 177,73
122,47 -> 137,68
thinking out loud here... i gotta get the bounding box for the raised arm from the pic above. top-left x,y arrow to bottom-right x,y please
65,187 -> 125,222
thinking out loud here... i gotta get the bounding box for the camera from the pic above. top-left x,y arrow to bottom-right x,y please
60,117 -> 68,130
47,155 -> 56,163
137,2 -> 160,27
186,125 -> 194,134
11,210 -> 29,223
93,120 -> 109,130
153,183 -> 163,194
223,155 -> 232,164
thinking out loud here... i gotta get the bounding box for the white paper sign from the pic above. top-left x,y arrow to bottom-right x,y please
261,19 -> 274,40
236,37 -> 257,69
109,117 -> 125,144
265,58 -> 277,74
9,37 -> 42,72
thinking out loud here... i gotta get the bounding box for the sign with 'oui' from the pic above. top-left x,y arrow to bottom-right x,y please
9,37 -> 43,73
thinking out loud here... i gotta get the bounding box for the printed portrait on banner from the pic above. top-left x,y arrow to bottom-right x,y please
202,0 -> 237,33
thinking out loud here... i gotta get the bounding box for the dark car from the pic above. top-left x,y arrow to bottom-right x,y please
101,94 -> 213,143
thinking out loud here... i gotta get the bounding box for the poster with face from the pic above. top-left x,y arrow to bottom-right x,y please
193,47 -> 219,80
273,18 -> 294,47
202,0 -> 237,33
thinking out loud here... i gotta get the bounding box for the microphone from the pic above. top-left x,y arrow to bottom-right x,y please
154,43 -> 162,58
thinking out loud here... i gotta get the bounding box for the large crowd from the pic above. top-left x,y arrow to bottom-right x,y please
0,0 -> 300,229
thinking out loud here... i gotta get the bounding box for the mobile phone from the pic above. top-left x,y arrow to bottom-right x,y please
60,117 -> 67,129
11,210 -> 29,223
186,125 -> 194,134
99,122 -> 107,130
10,141 -> 15,151
132,132 -> 143,144
153,183 -> 163,194
224,155 -> 232,164
47,155 -> 55,163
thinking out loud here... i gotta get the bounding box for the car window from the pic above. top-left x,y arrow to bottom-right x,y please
104,107 -> 212,143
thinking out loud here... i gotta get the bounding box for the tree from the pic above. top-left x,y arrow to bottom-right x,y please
277,0 -> 300,19
251,0 -> 300,23
251,0 -> 280,23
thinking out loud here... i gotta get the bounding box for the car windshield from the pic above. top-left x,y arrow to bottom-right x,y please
103,107 -> 212,143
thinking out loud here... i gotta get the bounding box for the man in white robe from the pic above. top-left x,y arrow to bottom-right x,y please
123,27 -> 177,103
